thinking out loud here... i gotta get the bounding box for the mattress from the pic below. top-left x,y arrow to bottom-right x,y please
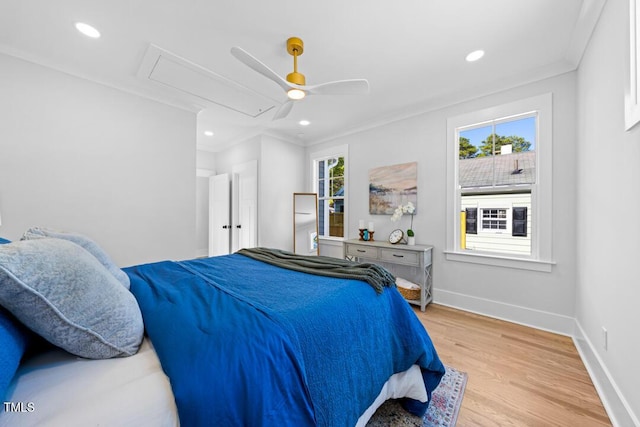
0,338 -> 178,427
0,338 -> 425,427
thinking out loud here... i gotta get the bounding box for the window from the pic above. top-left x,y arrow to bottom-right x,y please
446,94 -> 553,271
313,146 -> 347,239
481,208 -> 508,231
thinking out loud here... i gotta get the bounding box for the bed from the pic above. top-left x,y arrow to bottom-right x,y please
0,229 -> 444,427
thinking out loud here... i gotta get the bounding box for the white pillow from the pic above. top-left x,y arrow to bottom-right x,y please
0,238 -> 143,359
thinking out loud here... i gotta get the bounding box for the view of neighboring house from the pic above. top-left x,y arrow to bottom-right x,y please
460,148 -> 535,255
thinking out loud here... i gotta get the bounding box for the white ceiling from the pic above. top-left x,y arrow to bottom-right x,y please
0,0 -> 605,151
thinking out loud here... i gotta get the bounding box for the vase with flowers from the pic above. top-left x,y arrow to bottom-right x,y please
391,201 -> 416,245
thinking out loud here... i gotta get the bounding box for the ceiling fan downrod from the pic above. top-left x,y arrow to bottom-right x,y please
286,37 -> 306,86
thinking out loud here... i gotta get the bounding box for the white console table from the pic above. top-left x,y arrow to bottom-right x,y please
343,239 -> 433,311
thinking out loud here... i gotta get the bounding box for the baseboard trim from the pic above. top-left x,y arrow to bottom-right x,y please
432,288 -> 638,426
434,289 -> 575,336
573,322 -> 639,427
196,248 -> 208,258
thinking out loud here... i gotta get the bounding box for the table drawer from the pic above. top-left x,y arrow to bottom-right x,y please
345,244 -> 378,259
379,248 -> 420,266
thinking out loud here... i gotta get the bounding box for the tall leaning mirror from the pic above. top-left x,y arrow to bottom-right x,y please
293,193 -> 319,255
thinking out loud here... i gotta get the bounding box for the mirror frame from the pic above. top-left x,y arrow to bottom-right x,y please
293,193 -> 319,255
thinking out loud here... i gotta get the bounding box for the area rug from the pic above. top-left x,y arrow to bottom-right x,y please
366,365 -> 468,427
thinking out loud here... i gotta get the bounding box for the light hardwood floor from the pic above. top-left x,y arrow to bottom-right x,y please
414,304 -> 611,426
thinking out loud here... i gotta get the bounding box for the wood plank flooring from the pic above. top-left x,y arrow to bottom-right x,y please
414,304 -> 611,426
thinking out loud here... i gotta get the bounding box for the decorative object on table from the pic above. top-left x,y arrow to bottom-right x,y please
358,220 -> 375,241
396,277 -> 420,301
369,162 -> 418,214
388,228 -> 404,244
391,201 -> 416,245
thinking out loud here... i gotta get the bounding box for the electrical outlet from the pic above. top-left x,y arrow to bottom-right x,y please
602,327 -> 608,351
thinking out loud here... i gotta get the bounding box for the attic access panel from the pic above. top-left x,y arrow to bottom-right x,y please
138,44 -> 276,118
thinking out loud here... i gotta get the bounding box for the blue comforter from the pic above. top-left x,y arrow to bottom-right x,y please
126,253 -> 444,427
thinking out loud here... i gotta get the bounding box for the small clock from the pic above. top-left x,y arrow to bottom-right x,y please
388,229 -> 404,244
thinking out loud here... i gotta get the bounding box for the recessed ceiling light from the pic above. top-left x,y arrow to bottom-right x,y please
299,120 -> 310,126
204,131 -> 214,137
465,50 -> 485,62
75,22 -> 101,39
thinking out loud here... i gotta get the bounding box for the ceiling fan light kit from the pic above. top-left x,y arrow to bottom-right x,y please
287,88 -> 306,100
230,36 -> 369,120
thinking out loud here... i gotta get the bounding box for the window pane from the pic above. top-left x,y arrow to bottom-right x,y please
329,204 -> 344,237
318,178 -> 326,198
318,199 -> 325,235
459,116 -> 535,255
459,125 -> 494,188
494,117 -> 536,186
315,154 -> 346,238
330,177 -> 344,197
329,157 -> 344,178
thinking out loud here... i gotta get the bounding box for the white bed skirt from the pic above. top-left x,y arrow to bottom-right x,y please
356,364 -> 428,426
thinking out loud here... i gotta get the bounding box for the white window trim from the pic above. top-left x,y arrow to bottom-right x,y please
310,144 -> 349,241
445,94 -> 555,272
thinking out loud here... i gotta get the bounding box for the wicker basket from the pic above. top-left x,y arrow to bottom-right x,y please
398,286 -> 420,301
396,277 -> 420,300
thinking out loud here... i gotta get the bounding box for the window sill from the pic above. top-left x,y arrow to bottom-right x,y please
318,236 -> 345,246
444,250 -> 555,272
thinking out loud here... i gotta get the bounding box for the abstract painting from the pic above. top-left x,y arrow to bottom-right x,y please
369,162 -> 417,214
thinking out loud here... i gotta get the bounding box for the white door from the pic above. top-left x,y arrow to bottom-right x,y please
209,173 -> 231,256
231,161 -> 258,252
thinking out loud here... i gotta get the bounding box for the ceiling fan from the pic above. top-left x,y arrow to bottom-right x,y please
231,37 -> 370,120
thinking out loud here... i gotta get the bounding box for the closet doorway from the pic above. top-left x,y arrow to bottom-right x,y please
208,160 -> 257,256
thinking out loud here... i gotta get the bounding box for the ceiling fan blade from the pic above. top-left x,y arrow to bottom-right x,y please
230,46 -> 292,92
305,79 -> 370,96
272,100 -> 294,121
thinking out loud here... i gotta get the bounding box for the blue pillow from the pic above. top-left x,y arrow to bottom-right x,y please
0,238 -> 10,244
0,238 -> 143,359
21,227 -> 130,289
0,307 -> 29,403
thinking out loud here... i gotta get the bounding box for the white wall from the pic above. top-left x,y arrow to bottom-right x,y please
196,150 -> 216,256
575,0 -> 640,425
259,135 -> 305,251
213,135 -> 305,251
0,53 -> 197,266
195,174 -> 212,257
214,136 -> 261,175
311,71 -> 578,333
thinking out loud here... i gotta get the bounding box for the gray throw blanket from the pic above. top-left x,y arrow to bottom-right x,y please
237,247 -> 396,294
